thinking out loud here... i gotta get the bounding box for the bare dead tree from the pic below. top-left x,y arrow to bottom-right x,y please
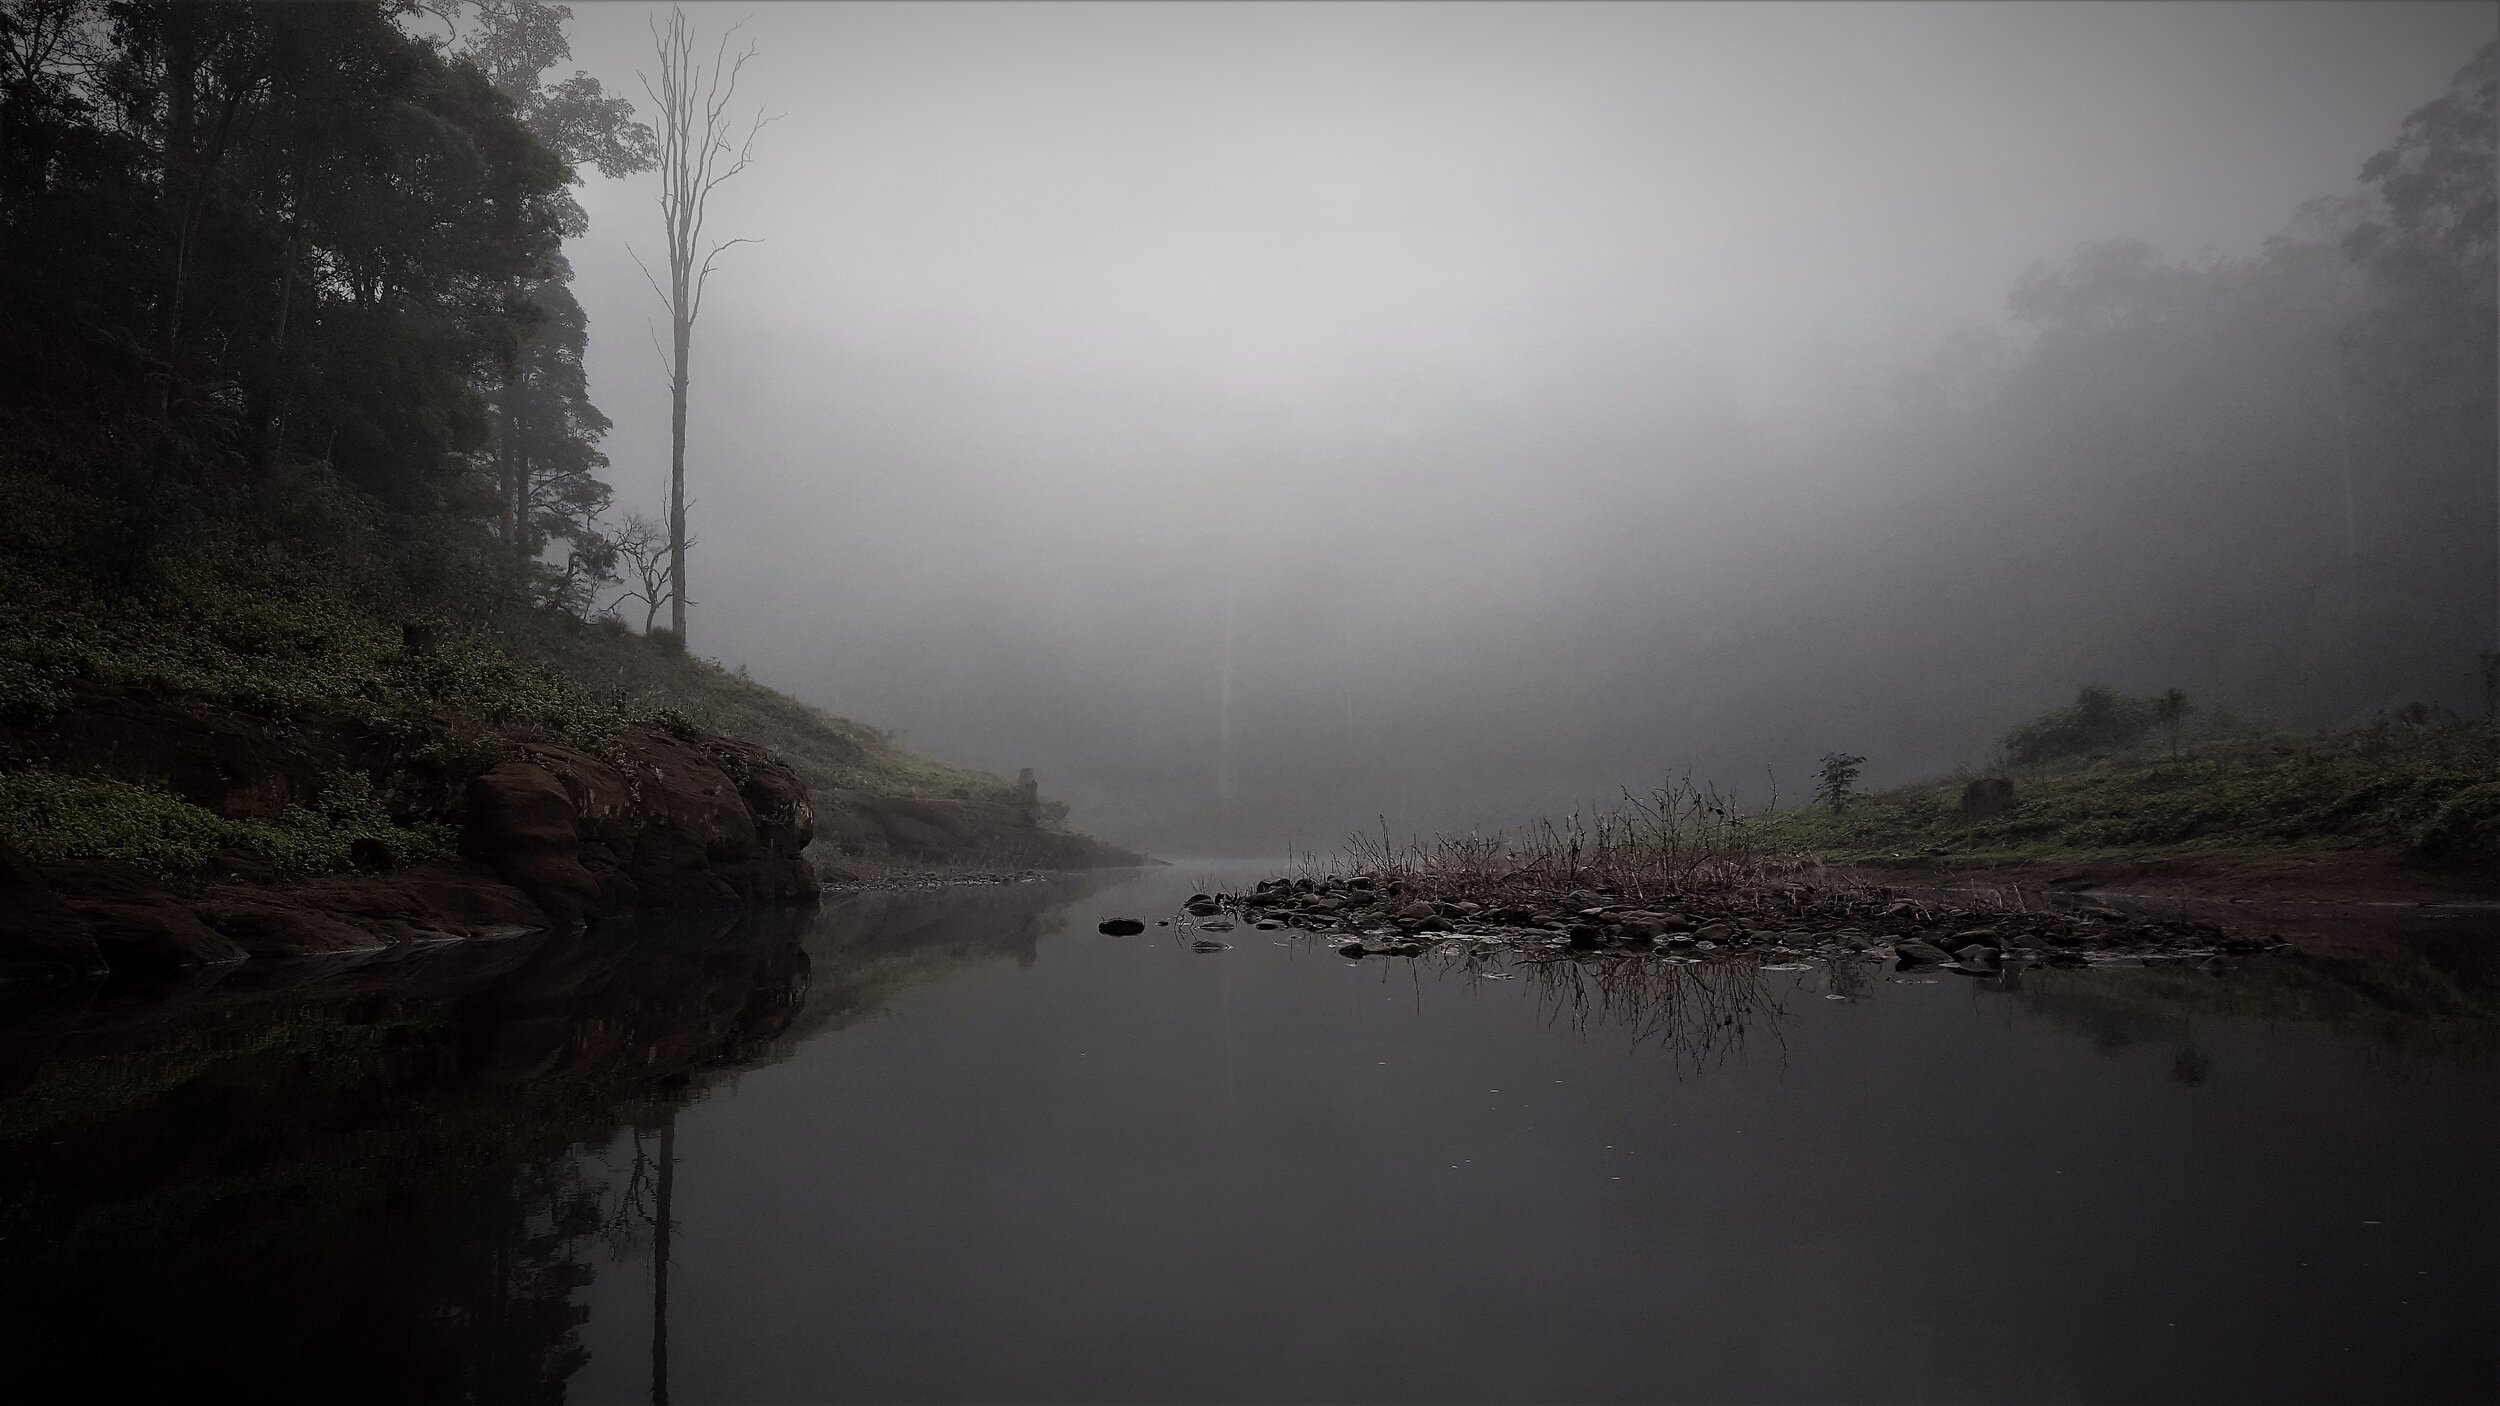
633,7 -> 773,647
611,510 -> 683,636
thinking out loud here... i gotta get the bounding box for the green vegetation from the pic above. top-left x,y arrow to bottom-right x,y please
2001,684 -> 2202,767
516,613 -> 1029,807
1766,701 -> 2500,870
0,500 -> 1030,875
0,3 -> 1037,881
0,769 -> 458,875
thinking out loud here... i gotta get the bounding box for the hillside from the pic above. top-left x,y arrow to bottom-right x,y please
0,473 -> 1141,898
1757,714 -> 2500,893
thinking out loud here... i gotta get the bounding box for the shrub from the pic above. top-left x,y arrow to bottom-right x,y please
2005,684 -> 2162,766
1815,752 -> 1867,811
2410,781 -> 2500,859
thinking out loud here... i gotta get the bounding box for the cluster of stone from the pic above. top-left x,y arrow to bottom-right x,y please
1200,875 -> 2287,970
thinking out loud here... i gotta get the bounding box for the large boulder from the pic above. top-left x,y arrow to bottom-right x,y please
461,727 -> 817,923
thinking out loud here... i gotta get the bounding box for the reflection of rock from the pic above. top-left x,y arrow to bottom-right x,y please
0,847 -> 107,983
776,872 -> 1130,1050
0,904 -> 819,1401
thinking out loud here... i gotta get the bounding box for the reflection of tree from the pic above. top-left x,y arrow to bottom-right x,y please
0,908 -> 810,1402
652,1114 -> 675,1406
0,875 -> 1125,1400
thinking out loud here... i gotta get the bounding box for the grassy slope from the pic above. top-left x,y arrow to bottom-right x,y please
1756,724 -> 2500,884
516,617 -> 1023,807
0,478 -> 1038,872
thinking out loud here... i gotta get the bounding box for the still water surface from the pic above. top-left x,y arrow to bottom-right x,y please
1,862 -> 2494,1404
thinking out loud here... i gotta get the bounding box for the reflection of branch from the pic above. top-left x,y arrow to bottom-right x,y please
1511,953 -> 1791,1072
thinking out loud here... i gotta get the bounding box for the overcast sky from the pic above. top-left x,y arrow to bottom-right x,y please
542,1 -> 2493,844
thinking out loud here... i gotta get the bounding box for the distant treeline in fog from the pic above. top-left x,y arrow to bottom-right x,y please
994,42 -> 2495,850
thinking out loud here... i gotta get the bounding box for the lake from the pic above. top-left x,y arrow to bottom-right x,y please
1,861 -> 2493,1404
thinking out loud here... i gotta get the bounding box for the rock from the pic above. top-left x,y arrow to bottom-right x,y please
1189,940 -> 1231,953
1415,915 -> 1452,933
1959,776 -> 2016,820
1199,919 -> 1235,932
1894,939 -> 1954,965
1097,918 -> 1146,935
0,847 -> 107,984
1185,900 -> 1221,916
1397,901 -> 1437,921
1566,924 -> 1603,948
1337,941 -> 1369,958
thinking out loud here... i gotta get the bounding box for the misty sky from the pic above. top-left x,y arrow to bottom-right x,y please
542,1 -> 2494,847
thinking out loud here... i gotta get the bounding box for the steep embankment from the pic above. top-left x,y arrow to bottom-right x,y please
0,687 -> 819,982
0,508 -> 1138,983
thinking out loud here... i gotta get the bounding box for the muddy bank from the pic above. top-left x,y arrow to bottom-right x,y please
0,685 -> 818,984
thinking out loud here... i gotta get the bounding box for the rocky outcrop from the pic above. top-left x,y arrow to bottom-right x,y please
0,689 -> 821,984
461,728 -> 814,924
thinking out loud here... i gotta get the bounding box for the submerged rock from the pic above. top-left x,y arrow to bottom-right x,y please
1097,918 -> 1146,935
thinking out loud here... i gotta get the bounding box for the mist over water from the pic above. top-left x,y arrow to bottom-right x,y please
551,2 -> 2498,852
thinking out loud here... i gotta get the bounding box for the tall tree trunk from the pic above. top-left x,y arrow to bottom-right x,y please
500,373 -> 522,545
158,6 -> 197,421
651,1114 -> 675,1406
669,313 -> 689,641
249,219 -> 300,482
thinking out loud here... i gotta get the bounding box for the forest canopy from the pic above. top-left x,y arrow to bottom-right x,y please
0,0 -> 642,618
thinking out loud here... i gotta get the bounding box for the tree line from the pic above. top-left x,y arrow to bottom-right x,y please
0,0 -> 753,646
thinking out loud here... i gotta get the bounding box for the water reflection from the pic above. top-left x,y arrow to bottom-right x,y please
0,870 -> 2492,1404
0,876 -> 1117,1404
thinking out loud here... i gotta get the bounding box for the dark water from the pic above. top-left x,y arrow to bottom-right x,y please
2,862 -> 2494,1405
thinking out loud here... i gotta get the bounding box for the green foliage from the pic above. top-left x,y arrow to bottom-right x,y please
0,531 -> 634,749
2003,685 -> 2164,766
1815,752 -> 1866,811
1762,720 -> 2500,866
0,0 -> 649,630
0,769 -> 456,876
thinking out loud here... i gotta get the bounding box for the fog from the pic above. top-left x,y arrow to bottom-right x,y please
547,1 -> 2496,852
